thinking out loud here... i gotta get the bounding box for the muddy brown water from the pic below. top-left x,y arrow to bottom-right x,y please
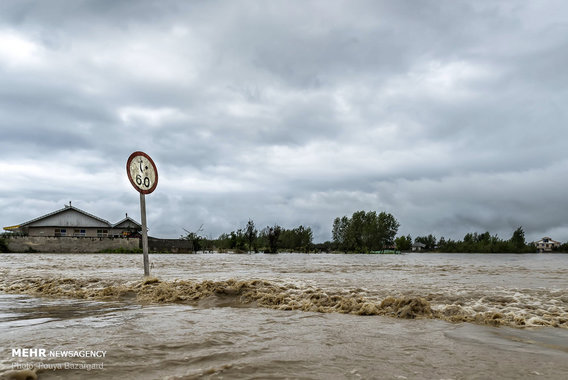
0,252 -> 567,379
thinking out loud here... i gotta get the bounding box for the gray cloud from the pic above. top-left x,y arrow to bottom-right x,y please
1,0 -> 567,243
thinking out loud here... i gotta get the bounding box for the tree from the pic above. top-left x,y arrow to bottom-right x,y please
314,241 -> 332,253
266,225 -> 281,253
332,216 -> 350,252
510,226 -> 526,251
415,234 -> 437,250
275,225 -> 314,252
377,211 -> 400,249
438,236 -> 446,248
230,229 -> 247,251
293,225 -> 313,252
332,210 -> 400,252
361,211 -> 379,251
181,225 -> 204,253
395,235 -> 412,251
0,236 -> 9,253
245,219 -> 258,252
215,233 -> 231,250
348,211 -> 366,252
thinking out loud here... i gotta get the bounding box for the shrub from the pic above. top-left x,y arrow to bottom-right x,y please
0,237 -> 9,253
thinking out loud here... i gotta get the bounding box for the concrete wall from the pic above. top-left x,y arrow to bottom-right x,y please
6,236 -> 140,253
148,238 -> 193,253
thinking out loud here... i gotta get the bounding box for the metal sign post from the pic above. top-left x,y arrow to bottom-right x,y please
139,192 -> 149,276
126,151 -> 158,277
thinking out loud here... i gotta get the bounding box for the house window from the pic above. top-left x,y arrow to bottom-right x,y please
73,229 -> 86,237
55,228 -> 67,237
97,229 -> 109,237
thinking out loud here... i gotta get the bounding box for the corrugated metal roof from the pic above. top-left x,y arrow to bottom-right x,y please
6,205 -> 141,230
112,216 -> 142,228
18,205 -> 111,227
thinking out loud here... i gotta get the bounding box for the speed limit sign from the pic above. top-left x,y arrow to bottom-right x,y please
126,151 -> 158,277
127,151 -> 158,194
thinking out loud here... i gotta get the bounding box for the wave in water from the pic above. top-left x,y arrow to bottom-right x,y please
1,277 -> 566,329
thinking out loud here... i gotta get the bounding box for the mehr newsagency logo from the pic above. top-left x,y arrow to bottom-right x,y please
9,347 -> 106,372
12,348 -> 107,359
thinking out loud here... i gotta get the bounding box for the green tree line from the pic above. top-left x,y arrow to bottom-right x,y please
182,210 -> 400,254
406,227 -> 537,253
182,220 -> 314,253
179,215 -> 567,254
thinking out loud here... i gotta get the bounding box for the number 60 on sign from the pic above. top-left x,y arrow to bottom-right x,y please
126,151 -> 158,194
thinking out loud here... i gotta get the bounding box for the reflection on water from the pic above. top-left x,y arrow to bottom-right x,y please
0,253 -> 567,379
0,294 -> 136,329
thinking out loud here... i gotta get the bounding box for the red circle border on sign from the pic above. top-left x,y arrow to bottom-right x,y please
127,151 -> 159,194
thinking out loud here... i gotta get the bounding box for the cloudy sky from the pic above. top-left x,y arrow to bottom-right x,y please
1,0 -> 567,243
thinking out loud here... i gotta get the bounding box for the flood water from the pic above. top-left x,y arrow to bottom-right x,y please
0,253 -> 567,379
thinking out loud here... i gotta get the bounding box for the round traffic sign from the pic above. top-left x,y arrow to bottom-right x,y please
127,151 -> 158,194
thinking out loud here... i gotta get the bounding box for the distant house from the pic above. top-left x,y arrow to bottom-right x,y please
412,242 -> 426,252
3,203 -> 141,238
535,237 -> 561,253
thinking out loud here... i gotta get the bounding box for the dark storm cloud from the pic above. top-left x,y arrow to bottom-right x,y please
1,0 -> 568,243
